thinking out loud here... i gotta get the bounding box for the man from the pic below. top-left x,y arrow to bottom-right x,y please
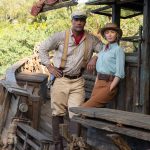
39,11 -> 101,150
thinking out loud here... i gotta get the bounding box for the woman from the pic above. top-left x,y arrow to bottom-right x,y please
82,23 -> 125,108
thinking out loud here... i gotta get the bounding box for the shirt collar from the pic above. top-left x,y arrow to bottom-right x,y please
109,42 -> 118,48
104,42 -> 118,50
70,29 -> 86,37
70,28 -> 87,43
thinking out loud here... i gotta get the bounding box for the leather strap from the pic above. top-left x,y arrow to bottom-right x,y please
60,30 -> 89,69
98,73 -> 115,81
60,30 -> 70,69
82,35 -> 88,68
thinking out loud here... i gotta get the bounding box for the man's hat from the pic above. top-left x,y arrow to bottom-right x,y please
71,11 -> 87,19
100,23 -> 123,39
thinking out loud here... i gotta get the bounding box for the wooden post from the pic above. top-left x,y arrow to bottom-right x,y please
141,0 -> 150,114
112,3 -> 121,27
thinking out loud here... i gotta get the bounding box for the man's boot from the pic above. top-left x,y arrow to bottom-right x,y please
52,116 -> 64,150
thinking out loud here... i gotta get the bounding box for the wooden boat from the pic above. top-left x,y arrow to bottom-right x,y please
0,49 -> 51,149
0,0 -> 150,150
0,43 -> 95,150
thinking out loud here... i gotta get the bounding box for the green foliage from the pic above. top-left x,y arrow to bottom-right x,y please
0,1 -> 143,77
0,0 -> 35,22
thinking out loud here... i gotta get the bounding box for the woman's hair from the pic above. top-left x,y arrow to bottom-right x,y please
97,29 -> 120,42
103,30 -> 120,42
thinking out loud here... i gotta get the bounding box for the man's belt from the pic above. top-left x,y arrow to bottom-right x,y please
98,73 -> 115,81
63,73 -> 82,79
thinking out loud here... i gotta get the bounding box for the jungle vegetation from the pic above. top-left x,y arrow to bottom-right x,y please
0,0 -> 143,76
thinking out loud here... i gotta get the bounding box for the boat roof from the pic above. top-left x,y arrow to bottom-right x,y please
85,0 -> 143,19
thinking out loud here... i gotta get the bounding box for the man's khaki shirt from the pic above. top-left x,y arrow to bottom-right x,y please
39,29 -> 102,75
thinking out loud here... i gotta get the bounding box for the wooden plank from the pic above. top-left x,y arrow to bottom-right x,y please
125,54 -> 138,64
0,91 -> 11,133
17,130 -> 41,150
86,0 -> 140,5
16,72 -> 48,83
5,58 -> 28,83
70,108 -> 150,130
42,144 -> 50,150
17,123 -> 52,142
0,80 -> 20,89
39,116 -> 52,135
86,0 -> 114,5
0,80 -> 29,96
8,88 -> 29,96
0,83 -> 5,105
91,5 -> 112,13
72,116 -> 150,142
112,3 -> 121,27
140,0 -> 150,114
42,1 -> 78,13
31,96 -> 41,129
120,2 -> 143,12
121,12 -> 142,19
15,141 -> 24,150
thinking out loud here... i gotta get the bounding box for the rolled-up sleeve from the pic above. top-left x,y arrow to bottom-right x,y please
115,48 -> 125,78
39,32 -> 63,66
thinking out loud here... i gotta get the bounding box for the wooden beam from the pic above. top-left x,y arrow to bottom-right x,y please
88,0 -> 143,16
112,3 -> 121,27
72,116 -> 150,142
121,3 -> 143,12
17,123 -> 52,142
86,0 -> 138,5
0,91 -> 11,133
16,72 -> 48,83
69,107 -> 150,130
41,1 -> 78,13
121,36 -> 141,42
86,0 -> 114,5
140,0 -> 150,114
92,11 -> 142,19
93,11 -> 112,17
17,130 -> 40,150
125,54 -> 138,64
0,83 -> 5,105
5,58 -> 28,83
91,5 -> 112,13
121,12 -> 142,19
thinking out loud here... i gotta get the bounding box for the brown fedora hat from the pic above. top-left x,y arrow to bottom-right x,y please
100,23 -> 123,39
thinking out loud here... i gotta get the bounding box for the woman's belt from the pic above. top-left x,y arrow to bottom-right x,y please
98,73 -> 115,81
